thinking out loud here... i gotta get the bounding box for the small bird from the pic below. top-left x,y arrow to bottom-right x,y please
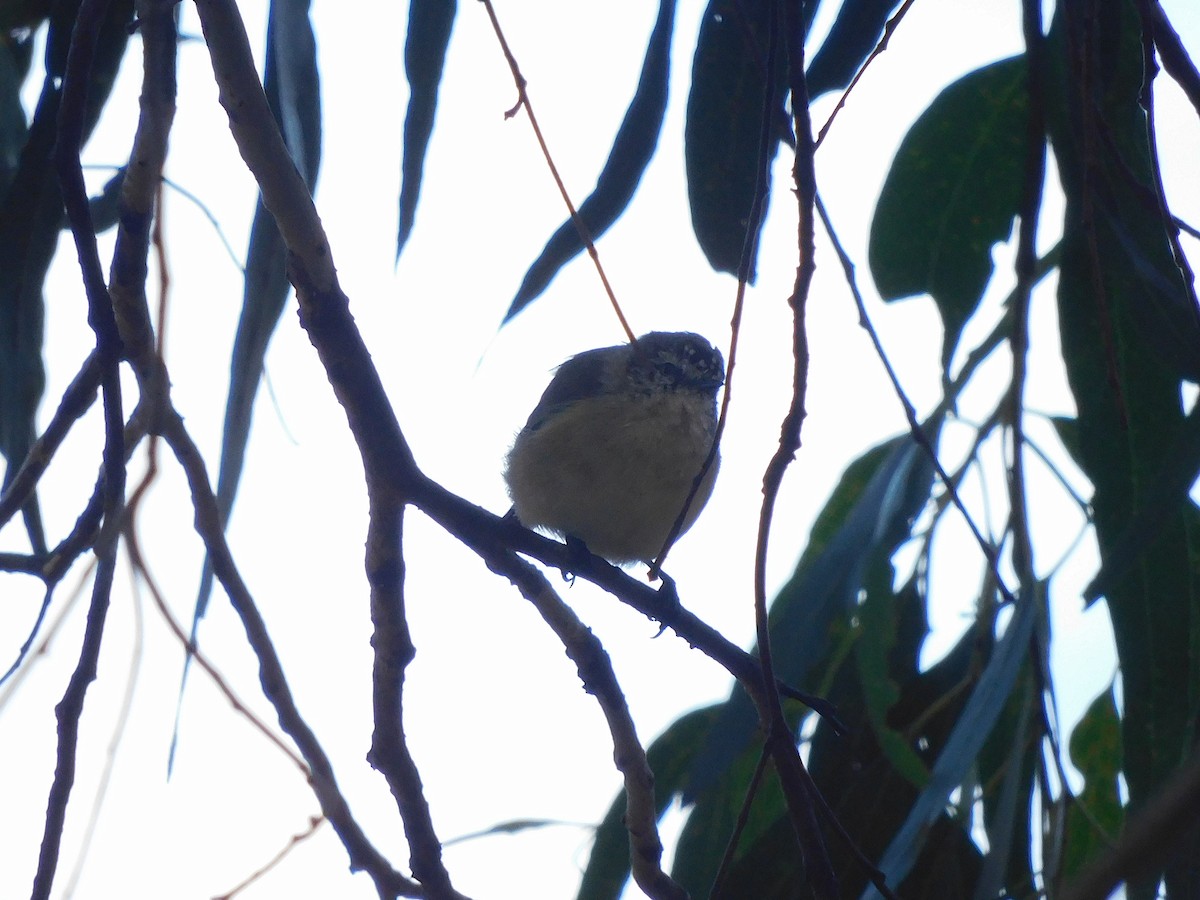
504,331 -> 724,565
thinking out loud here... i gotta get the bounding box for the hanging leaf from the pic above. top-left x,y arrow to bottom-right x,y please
869,55 -> 1029,372
0,0 -> 133,555
1046,2 -> 1200,893
684,0 -> 788,279
504,0 -> 676,322
863,591 -> 1038,898
396,0 -> 456,257
805,0 -> 906,100
174,0 -> 323,771
685,426 -> 939,801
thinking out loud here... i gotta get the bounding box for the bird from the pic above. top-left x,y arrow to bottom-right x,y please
504,331 -> 724,566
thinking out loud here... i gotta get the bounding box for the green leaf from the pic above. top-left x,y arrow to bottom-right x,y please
975,665 -> 1038,898
685,0 -> 787,279
867,590 -> 1037,896
396,0 -> 456,256
1045,3 -> 1200,894
576,706 -> 719,900
1060,684 -> 1123,882
505,0 -> 676,321
855,557 -> 930,790
0,0 -> 133,554
868,55 -> 1029,371
684,429 -> 939,802
845,615 -> 988,897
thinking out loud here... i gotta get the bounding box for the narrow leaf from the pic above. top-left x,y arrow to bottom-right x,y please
0,0 -> 132,554
1060,684 -> 1123,882
174,0 -> 323,770
1045,3 -> 1200,891
396,0 -> 456,257
504,0 -> 676,322
805,0 -> 905,100
684,0 -> 787,278
861,590 -> 1038,898
685,427 -> 939,800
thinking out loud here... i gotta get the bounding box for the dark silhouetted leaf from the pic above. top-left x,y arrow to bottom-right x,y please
974,665 -> 1038,899
869,55 -> 1028,372
864,590 -> 1037,898
1046,2 -> 1200,893
855,551 -> 929,789
84,166 -> 125,234
396,0 -> 456,257
0,0 -> 132,555
504,0 -> 676,322
174,0 -> 323,771
672,583 -> 981,898
805,0 -> 905,100
685,0 -> 788,279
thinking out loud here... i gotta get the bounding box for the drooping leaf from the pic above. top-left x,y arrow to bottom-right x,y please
974,664 -> 1038,899
671,732 -> 787,897
0,34 -> 28,195
396,0 -> 456,257
806,612 -> 984,899
685,0 -> 788,279
0,0 -> 133,555
805,0 -> 906,100
174,0 -> 323,770
855,554 -> 929,790
672,584 -> 979,898
685,425 -> 940,801
0,0 -> 52,32
862,590 -> 1038,898
84,166 -> 125,234
1045,3 -> 1200,894
1060,684 -> 1123,883
504,0 -> 676,322
1083,392 -> 1200,604
869,55 -> 1029,372
576,706 -> 719,900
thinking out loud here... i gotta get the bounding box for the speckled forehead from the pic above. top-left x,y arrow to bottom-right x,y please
629,333 -> 724,387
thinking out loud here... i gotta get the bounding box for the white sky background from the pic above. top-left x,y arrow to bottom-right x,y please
1,1 -> 1198,898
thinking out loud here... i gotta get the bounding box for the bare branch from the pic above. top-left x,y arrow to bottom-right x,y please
366,499 -> 466,900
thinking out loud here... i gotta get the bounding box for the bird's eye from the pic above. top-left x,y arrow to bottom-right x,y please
658,361 -> 682,382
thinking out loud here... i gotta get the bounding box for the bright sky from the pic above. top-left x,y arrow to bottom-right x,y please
2,1 -> 1198,898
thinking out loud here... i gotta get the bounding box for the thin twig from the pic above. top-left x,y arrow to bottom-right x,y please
33,0 -> 130,894
710,746 -> 772,899
0,353 -> 101,536
160,409 -> 421,897
478,0 -> 635,343
814,0 -> 919,148
216,816 -> 326,900
815,194 -> 1018,609
751,3 -> 838,896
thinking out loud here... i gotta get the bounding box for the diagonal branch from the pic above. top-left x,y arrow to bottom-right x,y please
34,0 -> 130,894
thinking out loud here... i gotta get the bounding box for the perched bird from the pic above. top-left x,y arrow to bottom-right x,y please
504,331 -> 724,565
